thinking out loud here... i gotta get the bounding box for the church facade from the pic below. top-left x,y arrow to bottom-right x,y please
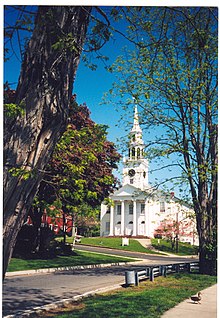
100,106 -> 198,245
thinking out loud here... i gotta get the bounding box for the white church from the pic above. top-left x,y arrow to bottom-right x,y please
100,106 -> 198,245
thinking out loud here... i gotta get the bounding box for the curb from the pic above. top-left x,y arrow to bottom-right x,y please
6,257 -> 145,278
6,261 -> 135,277
3,283 -> 123,318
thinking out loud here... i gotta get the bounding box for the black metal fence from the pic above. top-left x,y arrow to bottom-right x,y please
125,262 -> 199,286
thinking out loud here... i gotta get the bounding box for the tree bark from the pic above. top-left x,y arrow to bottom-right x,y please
3,6 -> 91,278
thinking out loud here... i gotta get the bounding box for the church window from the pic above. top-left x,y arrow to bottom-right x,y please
130,178 -> 134,184
117,221 -> 121,225
132,147 -> 135,158
129,204 -> 133,215
141,203 -> 145,214
141,221 -> 145,224
160,202 -> 165,212
116,204 -> 121,215
128,148 -> 131,158
132,134 -> 135,142
143,171 -> 146,178
106,207 -> 110,214
129,221 -> 133,224
137,148 -> 140,158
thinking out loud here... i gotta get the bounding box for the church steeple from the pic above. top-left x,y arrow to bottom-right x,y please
128,105 -> 144,160
122,105 -> 149,190
131,105 -> 142,134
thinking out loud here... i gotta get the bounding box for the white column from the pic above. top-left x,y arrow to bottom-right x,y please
121,201 -> 125,236
145,200 -> 148,236
133,200 -> 137,236
109,205 -> 114,236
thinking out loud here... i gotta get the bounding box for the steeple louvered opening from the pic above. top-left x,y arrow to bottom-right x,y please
123,105 -> 149,190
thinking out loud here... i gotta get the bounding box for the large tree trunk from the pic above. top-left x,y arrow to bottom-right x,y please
197,197 -> 217,275
190,173 -> 217,275
3,6 -> 91,278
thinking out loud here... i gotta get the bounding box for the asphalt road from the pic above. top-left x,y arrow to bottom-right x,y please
3,245 -> 198,317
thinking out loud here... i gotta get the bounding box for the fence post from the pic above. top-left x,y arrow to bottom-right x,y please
150,268 -> 154,282
135,272 -> 139,286
146,267 -> 150,277
164,266 -> 167,277
175,264 -> 180,273
187,263 -> 191,273
160,265 -> 166,277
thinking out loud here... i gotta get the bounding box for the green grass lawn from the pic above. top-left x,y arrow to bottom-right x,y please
42,273 -> 216,318
78,237 -> 198,256
79,237 -> 162,254
7,250 -> 134,272
151,238 -> 198,256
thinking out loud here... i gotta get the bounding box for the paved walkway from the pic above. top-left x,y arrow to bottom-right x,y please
162,284 -> 217,318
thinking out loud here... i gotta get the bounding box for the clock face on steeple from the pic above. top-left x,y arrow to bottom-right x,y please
128,169 -> 135,177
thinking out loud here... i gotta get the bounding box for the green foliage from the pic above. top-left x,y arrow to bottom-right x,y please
9,167 -> 34,180
52,33 -> 79,53
104,7 -> 217,273
106,7 -> 217,184
4,102 -> 25,118
37,99 -> 120,222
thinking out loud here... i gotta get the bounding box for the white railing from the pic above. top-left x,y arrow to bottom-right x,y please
125,262 -> 199,286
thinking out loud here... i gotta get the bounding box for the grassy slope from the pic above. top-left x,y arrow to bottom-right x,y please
45,273 -> 217,318
7,250 -> 134,272
151,238 -> 198,255
80,237 -> 161,254
80,237 -> 198,256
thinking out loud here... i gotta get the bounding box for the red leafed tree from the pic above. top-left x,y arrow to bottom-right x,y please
35,97 -> 121,235
155,217 -> 196,252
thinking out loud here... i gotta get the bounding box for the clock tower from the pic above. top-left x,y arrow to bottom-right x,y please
122,105 -> 149,190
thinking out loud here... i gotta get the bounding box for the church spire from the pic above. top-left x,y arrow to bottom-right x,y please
129,105 -> 144,151
131,105 -> 142,134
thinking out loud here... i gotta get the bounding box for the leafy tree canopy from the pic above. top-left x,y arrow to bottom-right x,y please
37,96 -> 121,215
104,6 -> 218,275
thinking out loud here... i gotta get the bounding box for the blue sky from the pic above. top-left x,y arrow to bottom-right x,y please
3,5 -> 135,182
3,3 -> 217,197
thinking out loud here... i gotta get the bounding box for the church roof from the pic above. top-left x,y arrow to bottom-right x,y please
110,183 -> 193,208
110,183 -> 151,200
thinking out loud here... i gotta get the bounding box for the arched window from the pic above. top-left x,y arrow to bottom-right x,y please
141,221 -> 145,224
128,148 -> 131,158
143,171 -> 146,178
129,221 -> 133,224
137,148 -> 140,158
117,221 -> 121,225
132,147 -> 135,158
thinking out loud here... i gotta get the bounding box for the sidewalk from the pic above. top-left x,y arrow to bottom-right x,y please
162,284 -> 217,318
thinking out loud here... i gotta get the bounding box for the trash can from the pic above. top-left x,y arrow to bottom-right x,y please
125,270 -> 135,286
